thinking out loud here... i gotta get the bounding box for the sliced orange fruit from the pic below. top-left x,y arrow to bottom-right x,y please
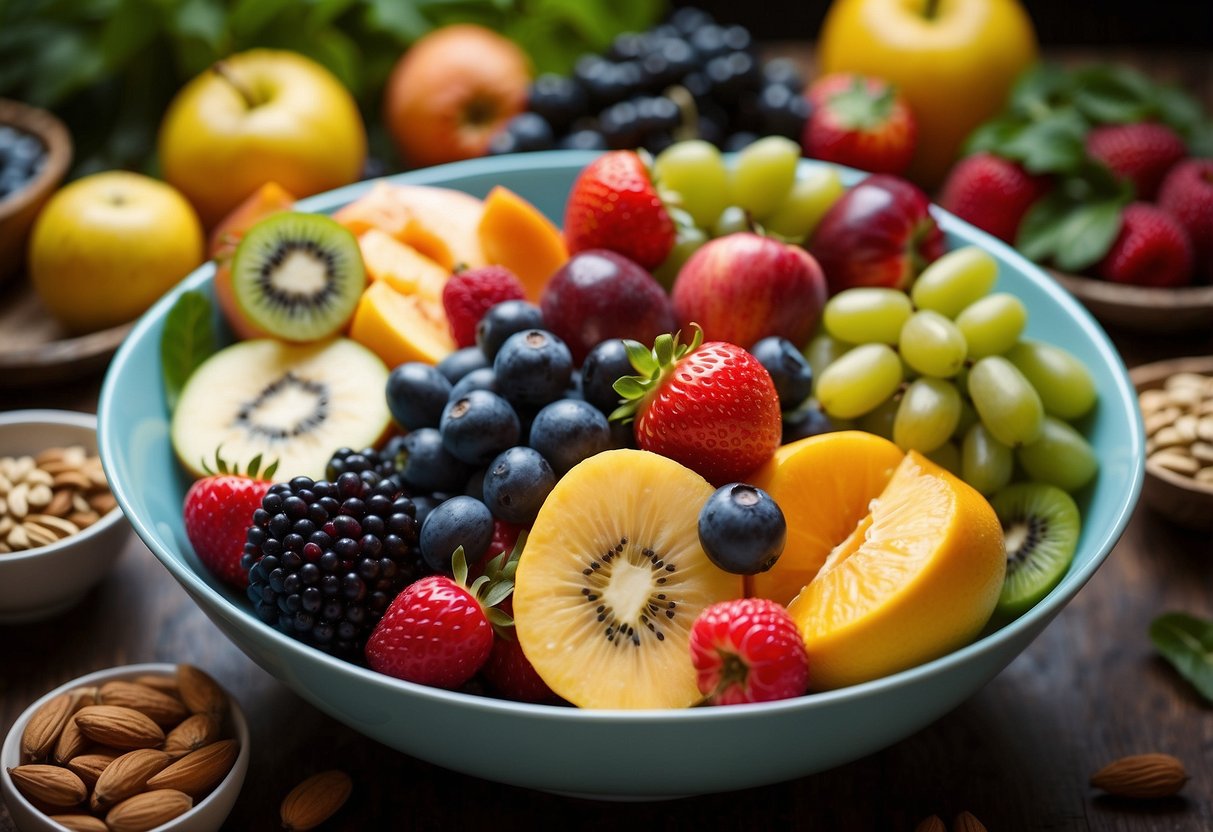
358,230 -> 449,302
334,183 -> 487,271
788,450 -> 1005,691
477,185 -> 568,301
348,280 -> 454,367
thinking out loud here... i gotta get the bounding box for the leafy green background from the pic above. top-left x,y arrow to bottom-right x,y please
0,0 -> 663,177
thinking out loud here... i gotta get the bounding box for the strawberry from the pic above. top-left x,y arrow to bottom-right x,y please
441,265 -> 526,348
612,327 -> 781,485
563,150 -> 675,270
803,73 -> 917,176
938,152 -> 1052,244
1096,202 -> 1193,288
1085,122 -> 1187,200
688,597 -> 809,705
480,599 -> 557,703
1158,158 -> 1213,280
365,546 -> 515,689
182,453 -> 277,589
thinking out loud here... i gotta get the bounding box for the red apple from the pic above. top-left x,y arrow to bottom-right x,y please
809,174 -> 945,295
540,250 -> 676,365
671,233 -> 827,349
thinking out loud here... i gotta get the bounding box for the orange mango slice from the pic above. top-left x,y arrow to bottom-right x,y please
349,280 -> 454,367
477,186 -> 568,300
359,230 -> 449,302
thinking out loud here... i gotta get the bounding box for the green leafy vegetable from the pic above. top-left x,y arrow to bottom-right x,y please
161,289 -> 216,413
1149,612 -> 1213,703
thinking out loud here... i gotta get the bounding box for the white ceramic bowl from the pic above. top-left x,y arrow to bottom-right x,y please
0,410 -> 132,624
1,662 -> 250,832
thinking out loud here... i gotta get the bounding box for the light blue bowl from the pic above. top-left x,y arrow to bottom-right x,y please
98,152 -> 1144,799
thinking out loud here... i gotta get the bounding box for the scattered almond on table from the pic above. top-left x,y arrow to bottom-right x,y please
1090,752 -> 1189,799
1140,373 -> 1213,484
0,446 -> 116,554
280,769 -> 353,831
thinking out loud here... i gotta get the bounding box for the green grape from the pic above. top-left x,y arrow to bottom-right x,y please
893,377 -> 961,453
858,395 -> 900,439
713,205 -> 749,237
762,166 -> 845,242
654,140 -> 730,230
1017,416 -> 1099,492
815,343 -> 904,419
823,288 -> 914,345
1004,340 -> 1098,420
652,225 -> 708,290
926,441 -> 962,476
730,136 -> 800,220
899,310 -> 968,378
968,356 -> 1044,447
953,396 -> 978,438
804,333 -> 852,380
910,246 -> 998,318
955,293 -> 1027,358
961,422 -> 1014,496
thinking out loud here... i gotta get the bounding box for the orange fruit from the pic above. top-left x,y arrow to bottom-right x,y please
477,186 -> 567,300
333,183 -> 487,271
348,280 -> 454,366
358,230 -> 449,302
788,450 -> 1005,691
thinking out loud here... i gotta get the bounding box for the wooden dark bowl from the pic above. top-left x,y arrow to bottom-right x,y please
0,98 -> 71,286
1129,355 -> 1213,532
1050,269 -> 1213,334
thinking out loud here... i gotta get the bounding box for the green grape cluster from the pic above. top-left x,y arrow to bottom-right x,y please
651,137 -> 844,286
810,246 -> 1099,496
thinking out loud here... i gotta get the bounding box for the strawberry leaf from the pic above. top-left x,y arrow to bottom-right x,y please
1052,200 -> 1125,272
612,376 -> 649,400
161,290 -> 215,414
1150,612 -> 1213,703
624,339 -> 657,376
482,579 -> 514,610
997,110 -> 1087,175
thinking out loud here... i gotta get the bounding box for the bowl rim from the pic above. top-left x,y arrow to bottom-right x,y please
98,150 -> 1146,720
0,409 -> 125,564
0,98 -> 72,221
1,661 -> 250,827
1049,267 -> 1213,306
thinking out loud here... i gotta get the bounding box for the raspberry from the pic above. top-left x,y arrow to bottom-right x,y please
1085,122 -> 1187,200
1158,158 -> 1213,280
1096,202 -> 1193,288
441,266 -> 526,348
480,600 -> 556,703
938,152 -> 1050,244
688,597 -> 810,705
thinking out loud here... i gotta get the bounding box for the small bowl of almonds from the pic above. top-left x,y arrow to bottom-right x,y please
1130,356 -> 1213,531
1,662 -> 249,832
0,409 -> 132,623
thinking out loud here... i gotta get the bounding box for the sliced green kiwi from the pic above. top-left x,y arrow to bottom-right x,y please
231,212 -> 365,341
170,338 -> 390,480
990,482 -> 1081,620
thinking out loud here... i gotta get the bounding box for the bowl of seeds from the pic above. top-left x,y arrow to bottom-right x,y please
1130,356 -> 1213,531
0,409 -> 131,623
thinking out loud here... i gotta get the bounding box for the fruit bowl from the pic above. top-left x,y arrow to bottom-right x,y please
1049,268 -> 1213,334
97,152 -> 1144,798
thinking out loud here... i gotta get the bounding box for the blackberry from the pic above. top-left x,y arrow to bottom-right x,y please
242,472 -> 426,657
325,446 -> 396,482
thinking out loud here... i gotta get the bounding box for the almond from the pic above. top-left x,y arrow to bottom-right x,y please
163,713 -> 221,759
105,789 -> 193,832
914,816 -> 945,832
99,680 -> 189,726
176,664 -> 228,718
91,748 -> 172,812
73,705 -> 164,750
66,751 -> 117,787
20,692 -> 75,762
132,674 -> 182,698
1090,753 -> 1188,799
145,738 -> 238,797
954,811 -> 988,832
280,769 -> 353,831
53,715 -> 88,764
48,815 -> 108,832
6,763 -> 87,807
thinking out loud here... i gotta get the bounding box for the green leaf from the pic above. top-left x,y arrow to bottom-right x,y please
963,115 -> 1025,157
98,0 -> 159,70
228,0 -> 295,38
160,290 -> 216,413
653,332 -> 674,367
362,0 -> 431,42
612,376 -> 648,400
1015,190 -> 1072,264
1007,63 -> 1073,119
482,579 -> 514,609
1070,64 -> 1155,125
623,340 -> 656,375
998,110 -> 1087,175
1051,199 -> 1125,272
302,27 -> 362,94
1150,612 -> 1213,703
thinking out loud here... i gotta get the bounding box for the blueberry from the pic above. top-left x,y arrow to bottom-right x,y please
579,339 -> 634,414
411,494 -> 443,528
450,366 -> 498,400
782,403 -> 835,444
690,25 -> 729,60
482,446 -> 556,525
440,389 -> 521,466
758,84 -> 812,140
436,346 -> 490,384
489,112 -> 555,155
751,336 -> 814,410
698,484 -> 786,575
419,495 -> 495,571
528,74 -> 587,132
386,363 -> 452,430
723,131 -> 760,152
396,428 -> 470,494
668,7 -> 715,35
528,399 -> 612,476
558,129 -> 609,151
493,329 -> 573,410
762,58 -> 805,93
476,300 -> 545,361
463,468 -> 487,501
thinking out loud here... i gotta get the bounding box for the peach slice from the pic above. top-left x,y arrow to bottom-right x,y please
349,280 -> 454,367
208,181 -> 296,260
477,186 -> 567,300
359,230 -> 449,302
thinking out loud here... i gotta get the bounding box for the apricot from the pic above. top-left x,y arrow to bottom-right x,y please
359,230 -> 449,302
349,280 -> 454,367
208,181 -> 295,259
477,186 -> 567,301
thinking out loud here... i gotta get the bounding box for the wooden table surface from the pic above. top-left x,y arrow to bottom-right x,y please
3,46 -> 1213,832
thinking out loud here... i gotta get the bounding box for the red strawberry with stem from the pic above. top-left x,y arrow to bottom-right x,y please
611,326 -> 782,485
804,73 -> 917,176
1096,202 -> 1193,288
182,451 -> 278,589
938,152 -> 1052,244
365,542 -> 518,690
1158,158 -> 1213,280
689,597 -> 810,705
1085,122 -> 1187,200
563,150 -> 676,270
480,598 -> 557,703
442,265 -> 527,348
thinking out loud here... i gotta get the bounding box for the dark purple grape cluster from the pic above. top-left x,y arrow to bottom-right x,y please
491,7 -> 810,156
0,125 -> 45,201
242,470 -> 426,657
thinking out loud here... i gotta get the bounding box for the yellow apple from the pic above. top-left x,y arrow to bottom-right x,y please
29,171 -> 204,333
818,0 -> 1038,187
158,49 -> 366,227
